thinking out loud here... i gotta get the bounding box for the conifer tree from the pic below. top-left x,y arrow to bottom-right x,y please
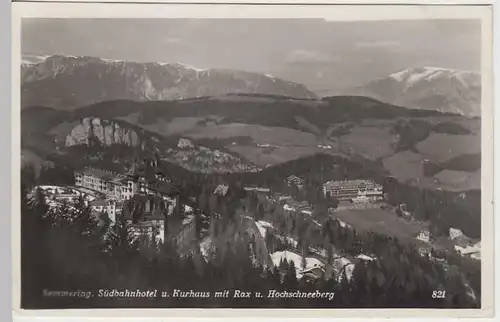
103,214 -> 139,260
283,261 -> 298,290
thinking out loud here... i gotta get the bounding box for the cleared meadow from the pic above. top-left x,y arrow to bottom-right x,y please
332,207 -> 428,246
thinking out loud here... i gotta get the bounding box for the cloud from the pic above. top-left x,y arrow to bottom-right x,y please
355,41 -> 400,48
286,49 -> 331,63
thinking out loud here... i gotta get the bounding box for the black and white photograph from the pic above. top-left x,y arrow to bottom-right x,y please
12,3 -> 493,315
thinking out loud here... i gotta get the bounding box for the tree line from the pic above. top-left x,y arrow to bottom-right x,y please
20,164 -> 479,309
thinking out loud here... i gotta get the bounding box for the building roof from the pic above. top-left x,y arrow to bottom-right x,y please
455,244 -> 480,256
90,199 -> 108,207
287,175 -> 303,183
300,266 -> 326,276
324,179 -> 381,188
77,167 -> 117,181
356,254 -> 375,262
148,181 -> 180,196
449,227 -> 464,239
178,138 -> 194,148
109,174 -> 128,185
244,187 -> 270,192
419,228 -> 431,234
122,194 -> 169,221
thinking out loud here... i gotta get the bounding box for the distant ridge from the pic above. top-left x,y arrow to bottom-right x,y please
340,67 -> 481,117
21,54 -> 317,110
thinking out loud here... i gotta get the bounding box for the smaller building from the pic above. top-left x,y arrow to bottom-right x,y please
123,194 -> 170,242
332,257 -> 355,282
122,191 -> 195,250
454,242 -> 480,260
130,220 -> 165,242
177,138 -> 195,149
299,265 -> 326,283
286,175 -> 304,189
417,247 -> 433,259
276,194 -> 292,201
356,254 -> 375,262
213,184 -> 229,197
337,219 -> 352,229
416,228 -> 431,243
449,227 -> 464,240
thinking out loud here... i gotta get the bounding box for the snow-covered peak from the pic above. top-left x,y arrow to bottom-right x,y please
390,67 -> 442,82
166,62 -> 207,73
100,57 -> 126,64
389,67 -> 479,89
350,66 -> 481,116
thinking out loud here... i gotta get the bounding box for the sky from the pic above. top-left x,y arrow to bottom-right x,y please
21,18 -> 481,93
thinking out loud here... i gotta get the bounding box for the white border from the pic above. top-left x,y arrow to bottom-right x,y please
11,0 -> 497,5
10,2 -> 495,319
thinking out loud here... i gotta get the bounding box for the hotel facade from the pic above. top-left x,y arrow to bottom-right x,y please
74,158 -> 180,214
323,179 -> 384,202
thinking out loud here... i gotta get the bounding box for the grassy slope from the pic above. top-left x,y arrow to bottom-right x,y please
332,208 -> 428,246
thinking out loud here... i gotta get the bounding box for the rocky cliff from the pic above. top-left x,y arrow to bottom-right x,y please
61,117 -> 258,173
65,117 -> 143,148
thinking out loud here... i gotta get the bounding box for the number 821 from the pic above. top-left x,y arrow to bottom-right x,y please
432,290 -> 446,299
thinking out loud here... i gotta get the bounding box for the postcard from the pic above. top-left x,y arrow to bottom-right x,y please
11,2 -> 494,319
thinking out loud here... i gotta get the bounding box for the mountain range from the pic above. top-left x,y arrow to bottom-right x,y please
22,55 -> 481,117
345,67 -> 481,117
21,55 -> 317,110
